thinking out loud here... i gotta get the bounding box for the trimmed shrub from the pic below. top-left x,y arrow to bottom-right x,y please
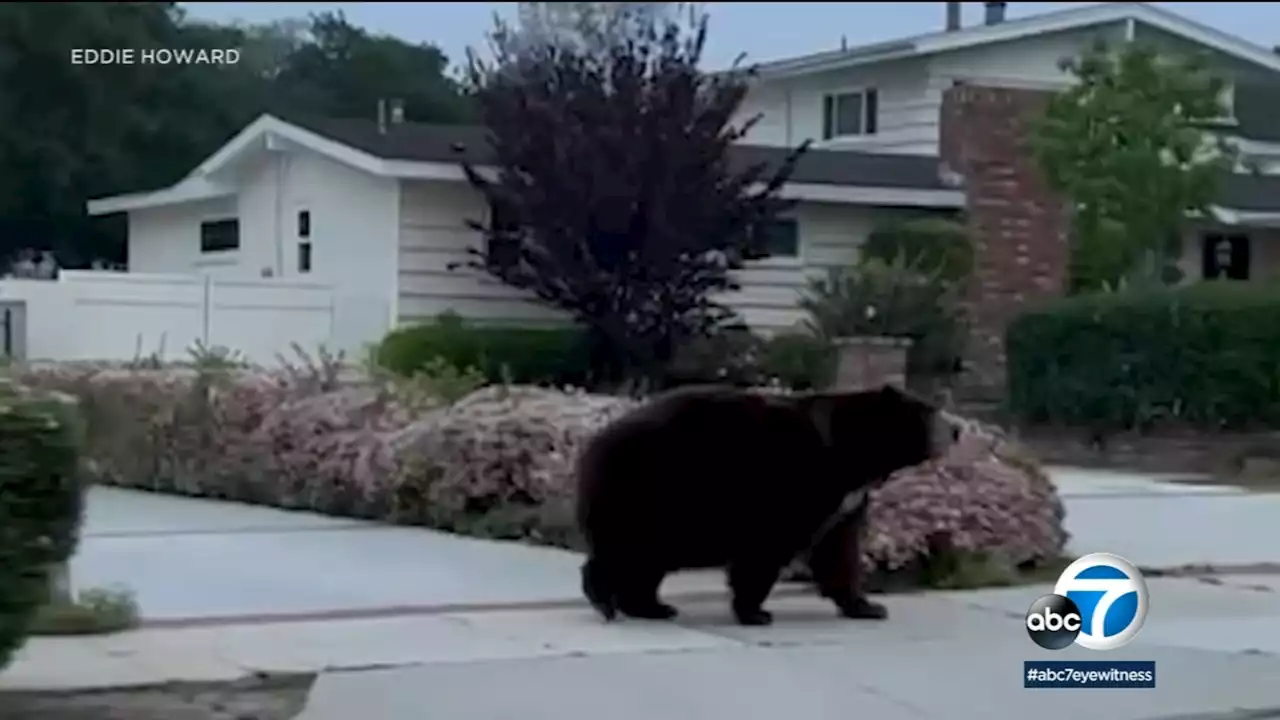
376,312 -> 592,387
862,216 -> 973,284
16,362 -> 1067,584
1007,281 -> 1280,432
758,332 -> 835,390
664,328 -> 835,390
0,381 -> 84,670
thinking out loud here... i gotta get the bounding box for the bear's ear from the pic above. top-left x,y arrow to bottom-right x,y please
877,384 -> 905,400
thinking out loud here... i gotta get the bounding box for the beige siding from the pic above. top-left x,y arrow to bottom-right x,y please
398,180 -> 569,325
396,180 -> 934,331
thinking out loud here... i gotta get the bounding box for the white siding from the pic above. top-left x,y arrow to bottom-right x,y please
926,23 -> 1129,88
913,23 -> 1130,156
397,180 -> 933,332
737,22 -> 1131,157
127,197 -> 240,277
126,146 -> 400,353
737,57 -> 938,155
397,180 -> 570,326
726,204 -> 939,331
272,150 -> 400,352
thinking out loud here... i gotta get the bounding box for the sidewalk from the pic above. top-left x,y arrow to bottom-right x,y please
5,578 -> 1280,720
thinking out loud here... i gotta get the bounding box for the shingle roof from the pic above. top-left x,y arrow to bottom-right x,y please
1218,172 -> 1280,212
1232,83 -> 1280,143
282,115 -> 956,190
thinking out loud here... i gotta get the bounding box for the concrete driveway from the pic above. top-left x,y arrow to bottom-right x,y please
1052,467 -> 1280,567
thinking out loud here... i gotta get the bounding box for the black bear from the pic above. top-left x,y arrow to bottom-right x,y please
575,383 -> 959,626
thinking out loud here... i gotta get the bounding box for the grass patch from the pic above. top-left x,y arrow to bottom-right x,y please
30,586 -> 140,636
864,552 -> 1074,594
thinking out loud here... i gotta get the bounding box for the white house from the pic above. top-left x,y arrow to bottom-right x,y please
87,1 -> 1280,355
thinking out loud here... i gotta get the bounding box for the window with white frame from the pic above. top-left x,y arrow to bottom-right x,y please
822,89 -> 878,140
751,217 -> 799,259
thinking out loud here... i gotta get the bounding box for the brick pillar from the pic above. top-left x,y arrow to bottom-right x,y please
830,337 -> 911,391
939,84 -> 1070,399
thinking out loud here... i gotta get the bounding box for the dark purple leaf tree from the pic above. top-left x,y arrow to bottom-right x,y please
458,8 -> 808,387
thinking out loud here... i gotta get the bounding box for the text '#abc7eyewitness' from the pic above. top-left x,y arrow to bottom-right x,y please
1022,553 -> 1156,689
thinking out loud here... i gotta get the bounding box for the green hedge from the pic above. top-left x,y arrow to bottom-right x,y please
862,216 -> 973,284
377,313 -> 593,386
0,383 -> 85,670
1006,282 -> 1280,432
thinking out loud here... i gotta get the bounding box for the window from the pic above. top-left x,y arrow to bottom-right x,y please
297,242 -> 312,273
297,210 -> 311,239
486,200 -> 521,271
1201,233 -> 1250,280
199,219 -> 239,253
753,218 -> 799,258
822,89 -> 878,140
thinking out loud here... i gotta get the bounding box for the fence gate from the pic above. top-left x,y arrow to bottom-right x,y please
0,301 -> 27,361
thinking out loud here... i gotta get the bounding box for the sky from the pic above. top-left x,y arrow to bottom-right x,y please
180,2 -> 1280,70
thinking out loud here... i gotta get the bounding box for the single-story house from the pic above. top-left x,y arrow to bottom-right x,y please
86,112 -> 971,348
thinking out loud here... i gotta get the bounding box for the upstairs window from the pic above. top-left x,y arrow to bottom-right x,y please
822,88 -> 879,140
199,219 -> 239,253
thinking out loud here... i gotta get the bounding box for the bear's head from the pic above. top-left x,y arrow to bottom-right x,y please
800,384 -> 961,486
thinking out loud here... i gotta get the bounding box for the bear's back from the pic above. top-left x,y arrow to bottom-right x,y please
574,385 -> 832,564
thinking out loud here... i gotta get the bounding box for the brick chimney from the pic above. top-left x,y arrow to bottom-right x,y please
946,2 -> 962,31
939,84 -> 1070,398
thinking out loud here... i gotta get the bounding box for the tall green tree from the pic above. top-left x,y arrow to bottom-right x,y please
1031,40 -> 1237,292
273,12 -> 472,123
0,6 -> 472,268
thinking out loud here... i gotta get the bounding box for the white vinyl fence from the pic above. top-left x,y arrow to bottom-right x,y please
0,271 -> 352,364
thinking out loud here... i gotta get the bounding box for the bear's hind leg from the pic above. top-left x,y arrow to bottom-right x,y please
615,564 -> 678,620
808,500 -> 888,621
581,556 -> 619,621
727,560 -> 783,626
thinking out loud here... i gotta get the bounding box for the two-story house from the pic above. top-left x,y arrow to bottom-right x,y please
86,2 -> 1280,372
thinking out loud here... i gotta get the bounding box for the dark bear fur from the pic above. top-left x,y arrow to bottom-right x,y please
575,383 -> 957,626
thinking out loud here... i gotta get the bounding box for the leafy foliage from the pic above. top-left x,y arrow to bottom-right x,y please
800,257 -> 966,383
862,216 -> 973,284
1006,282 -> 1280,432
0,6 -> 471,270
1031,41 -> 1237,292
376,312 -> 594,387
0,382 -> 84,669
460,8 -> 807,384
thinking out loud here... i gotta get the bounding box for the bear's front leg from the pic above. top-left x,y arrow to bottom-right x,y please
728,559 -> 784,626
808,499 -> 889,621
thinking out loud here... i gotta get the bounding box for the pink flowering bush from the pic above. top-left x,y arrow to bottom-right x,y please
14,361 -> 1066,577
864,420 -> 1067,573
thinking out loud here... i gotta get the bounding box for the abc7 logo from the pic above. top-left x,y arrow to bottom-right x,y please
1025,594 -> 1083,650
